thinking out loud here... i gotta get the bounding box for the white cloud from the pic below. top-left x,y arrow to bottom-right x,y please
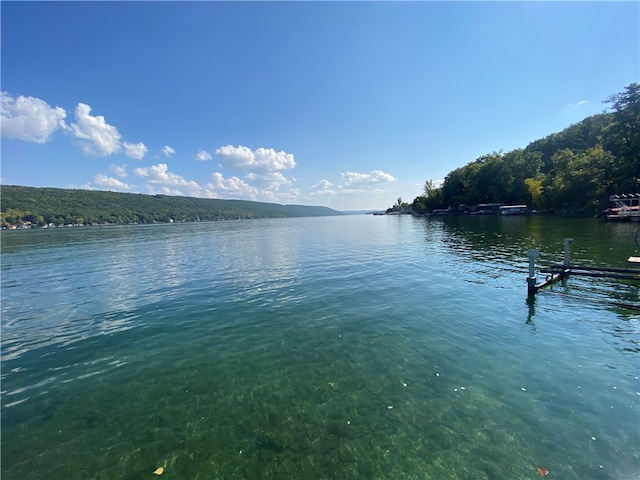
133,163 -> 188,185
208,172 -> 259,200
206,145 -> 299,203
215,145 -> 253,168
215,145 -> 296,173
123,141 -> 148,160
309,189 -> 336,197
64,102 -> 146,159
245,171 -> 293,191
133,163 -> 201,197
162,145 -> 175,157
154,186 -> 193,196
109,164 -> 127,178
195,149 -> 213,161
339,187 -> 367,195
308,171 -> 397,202
312,179 -> 334,190
2,93 -> 148,161
309,179 -> 337,197
67,103 -> 122,156
0,92 -> 66,143
93,173 -> 131,190
342,170 -> 397,185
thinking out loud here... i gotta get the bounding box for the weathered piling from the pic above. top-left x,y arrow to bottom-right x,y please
526,239 -> 570,295
526,249 -> 539,295
563,238 -> 573,266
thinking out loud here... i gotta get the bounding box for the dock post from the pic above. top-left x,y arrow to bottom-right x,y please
563,238 -> 574,267
527,249 -> 540,295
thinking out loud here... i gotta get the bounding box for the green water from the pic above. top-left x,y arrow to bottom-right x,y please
1,215 -> 638,479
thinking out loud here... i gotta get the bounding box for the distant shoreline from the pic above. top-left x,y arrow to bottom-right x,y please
1,185 -> 344,229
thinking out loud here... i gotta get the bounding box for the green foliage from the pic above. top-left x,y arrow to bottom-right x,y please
413,180 -> 444,214
602,82 -> 640,192
524,177 -> 544,210
0,186 -> 343,228
412,84 -> 640,215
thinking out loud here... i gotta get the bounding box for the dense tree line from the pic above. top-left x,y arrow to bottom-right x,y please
0,186 -> 342,228
413,83 -> 640,215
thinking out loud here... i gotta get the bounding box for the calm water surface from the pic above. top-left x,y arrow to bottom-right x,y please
2,215 -> 639,479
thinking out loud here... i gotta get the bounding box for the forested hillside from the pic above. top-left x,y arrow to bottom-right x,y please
413,83 -> 639,214
0,186 -> 342,227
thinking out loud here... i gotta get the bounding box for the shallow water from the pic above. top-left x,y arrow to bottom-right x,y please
2,215 -> 638,479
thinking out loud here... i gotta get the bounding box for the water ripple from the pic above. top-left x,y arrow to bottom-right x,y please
1,216 -> 638,479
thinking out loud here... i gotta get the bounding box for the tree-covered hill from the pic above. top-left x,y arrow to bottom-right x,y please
0,186 -> 343,227
413,83 -> 639,215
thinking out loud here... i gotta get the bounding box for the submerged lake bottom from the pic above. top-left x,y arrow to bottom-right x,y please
1,216 -> 639,479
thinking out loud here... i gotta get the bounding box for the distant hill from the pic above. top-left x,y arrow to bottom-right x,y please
0,185 -> 343,227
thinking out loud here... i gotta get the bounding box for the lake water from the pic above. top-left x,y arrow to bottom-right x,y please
1,215 -> 639,480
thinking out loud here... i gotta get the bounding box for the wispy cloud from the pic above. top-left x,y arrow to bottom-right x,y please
93,173 -> 131,190
194,149 -> 213,161
565,100 -> 587,109
341,170 -> 397,186
162,145 -> 175,157
109,164 -> 127,178
309,170 -> 397,200
312,179 -> 334,190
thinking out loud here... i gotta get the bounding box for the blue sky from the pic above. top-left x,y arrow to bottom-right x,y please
1,2 -> 638,210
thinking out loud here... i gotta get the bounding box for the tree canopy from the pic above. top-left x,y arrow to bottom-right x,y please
412,83 -> 640,215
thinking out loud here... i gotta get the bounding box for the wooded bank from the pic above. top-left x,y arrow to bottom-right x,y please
1,185 -> 343,228
412,83 -> 639,215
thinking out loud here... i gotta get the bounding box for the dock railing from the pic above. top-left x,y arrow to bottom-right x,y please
527,238 -> 640,296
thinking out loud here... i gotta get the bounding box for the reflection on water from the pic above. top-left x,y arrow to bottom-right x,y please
425,215 -> 640,315
1,216 -> 638,479
432,215 -> 639,267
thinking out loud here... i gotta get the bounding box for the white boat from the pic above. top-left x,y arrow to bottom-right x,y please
500,205 -> 528,215
471,203 -> 504,215
604,194 -> 640,221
